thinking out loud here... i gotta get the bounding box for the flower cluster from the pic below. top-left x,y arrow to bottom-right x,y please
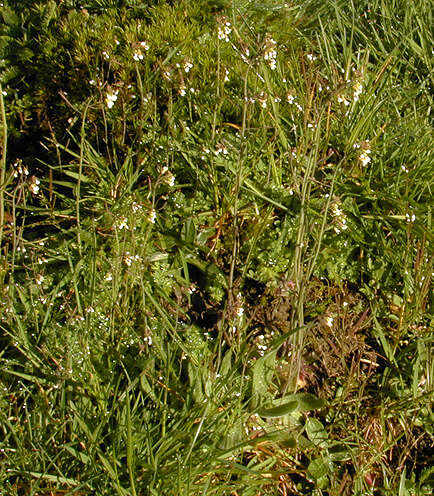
354,140 -> 372,166
29,176 -> 41,195
234,293 -> 244,320
214,143 -> 228,156
132,40 -> 150,61
116,217 -> 129,230
263,36 -> 277,70
286,91 -> 303,111
183,59 -> 193,73
124,252 -> 141,267
217,17 -> 231,42
106,88 -> 118,109
161,166 -> 175,186
353,81 -> 363,102
330,200 -> 348,234
258,91 -> 268,108
13,159 -> 29,178
147,209 -> 157,224
406,211 -> 416,223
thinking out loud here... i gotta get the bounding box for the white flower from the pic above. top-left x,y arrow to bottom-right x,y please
353,81 -> 363,101
132,201 -> 142,213
217,19 -> 231,42
337,94 -> 350,106
117,217 -> 129,230
258,92 -> 268,108
29,177 -> 40,194
148,209 -> 156,224
184,60 -> 193,73
133,50 -> 144,61
215,143 -> 228,156
264,36 -> 277,70
324,315 -> 334,327
406,213 -> 416,223
35,274 -> 44,285
359,150 -> 371,166
106,89 -> 118,109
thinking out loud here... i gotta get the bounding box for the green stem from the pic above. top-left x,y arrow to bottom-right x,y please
0,84 -> 7,254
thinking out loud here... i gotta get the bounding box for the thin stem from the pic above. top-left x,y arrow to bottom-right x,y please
0,84 -> 7,253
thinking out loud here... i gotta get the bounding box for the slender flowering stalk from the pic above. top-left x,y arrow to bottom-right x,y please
0,84 -> 6,250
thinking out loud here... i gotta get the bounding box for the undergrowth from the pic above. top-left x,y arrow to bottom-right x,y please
0,1 -> 432,495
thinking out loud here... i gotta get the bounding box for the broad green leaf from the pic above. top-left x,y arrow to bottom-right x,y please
271,393 -> 326,412
257,401 -> 298,418
328,443 -> 352,462
252,350 -> 276,404
307,455 -> 333,481
305,418 -> 328,447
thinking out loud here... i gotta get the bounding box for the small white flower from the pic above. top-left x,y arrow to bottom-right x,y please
35,274 -> 44,285
29,183 -> 40,194
258,92 -> 268,108
132,201 -> 142,213
337,94 -> 350,106
359,150 -> 371,166
106,89 -> 118,109
148,209 -> 156,224
215,143 -> 228,156
105,273 -> 113,281
324,315 -> 334,327
353,81 -> 363,101
306,53 -> 317,61
217,22 -> 232,42
133,50 -> 144,61
139,41 -> 150,50
117,217 -> 129,230
406,213 -> 416,223
102,50 -> 110,60
124,252 -> 134,267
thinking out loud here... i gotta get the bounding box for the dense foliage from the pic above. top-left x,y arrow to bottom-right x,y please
0,1 -> 432,494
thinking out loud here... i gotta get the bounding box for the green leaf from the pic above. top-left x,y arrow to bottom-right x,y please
257,401 -> 298,418
2,8 -> 19,26
305,418 -> 328,447
307,455 -> 333,481
252,350 -> 276,405
272,393 -> 326,412
328,443 -> 352,462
